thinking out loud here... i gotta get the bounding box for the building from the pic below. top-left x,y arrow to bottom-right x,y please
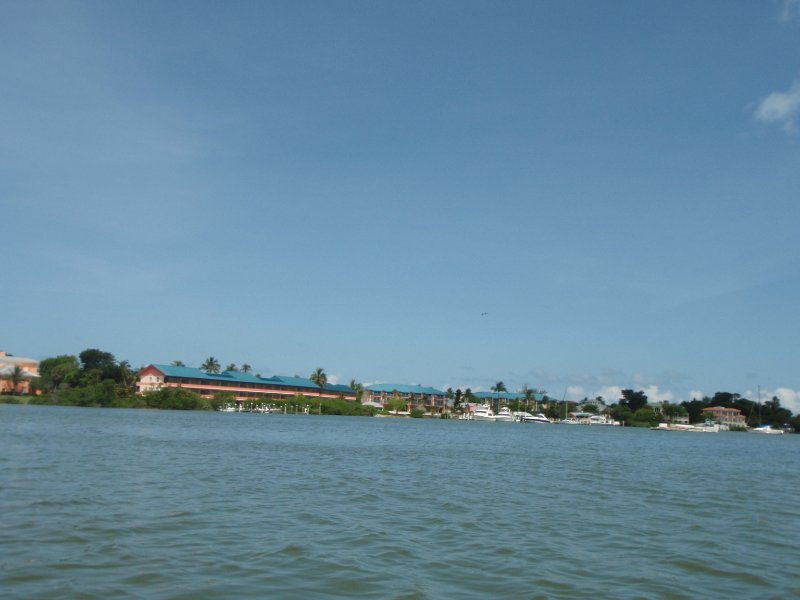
0,351 -> 39,394
473,391 -> 547,411
364,384 -> 449,414
136,364 -> 356,403
702,406 -> 747,428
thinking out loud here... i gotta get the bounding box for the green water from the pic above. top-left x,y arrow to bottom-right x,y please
1,404 -> 798,598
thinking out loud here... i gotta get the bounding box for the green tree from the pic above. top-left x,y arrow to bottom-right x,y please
241,364 -> 252,373
387,393 -> 406,415
491,381 -> 507,411
201,357 -> 220,373
310,368 -> 327,398
349,379 -> 364,403
79,348 -> 123,385
225,363 -> 238,372
171,360 -> 185,367
520,384 -> 534,411
37,355 -> 80,392
620,389 -> 648,413
4,365 -> 26,394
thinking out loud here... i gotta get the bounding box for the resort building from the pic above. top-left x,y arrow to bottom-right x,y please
364,384 -> 449,414
136,364 -> 356,403
473,391 -> 547,411
0,351 -> 39,395
701,406 -> 747,428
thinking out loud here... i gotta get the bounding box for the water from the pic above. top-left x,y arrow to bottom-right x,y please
1,404 -> 798,599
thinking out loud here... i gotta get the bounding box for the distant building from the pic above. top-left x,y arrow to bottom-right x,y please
0,351 -> 39,395
473,391 -> 546,410
702,406 -> 747,428
364,384 -> 449,414
136,364 -> 356,403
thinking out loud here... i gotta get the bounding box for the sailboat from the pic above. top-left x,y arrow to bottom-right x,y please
749,386 -> 784,435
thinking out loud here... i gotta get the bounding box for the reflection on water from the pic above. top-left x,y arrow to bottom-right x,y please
1,404 -> 798,599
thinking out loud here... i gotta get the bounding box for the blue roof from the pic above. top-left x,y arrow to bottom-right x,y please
366,383 -> 446,395
473,391 -> 546,401
149,365 -> 351,393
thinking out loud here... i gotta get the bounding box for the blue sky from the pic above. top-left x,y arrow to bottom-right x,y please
3,1 -> 800,411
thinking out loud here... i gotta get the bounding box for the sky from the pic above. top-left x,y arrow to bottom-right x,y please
2,1 -> 799,412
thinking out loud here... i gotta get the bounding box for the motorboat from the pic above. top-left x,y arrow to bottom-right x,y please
588,415 -> 620,426
651,421 -> 719,433
749,425 -> 784,435
495,406 -> 515,422
522,413 -> 552,424
472,404 -> 496,421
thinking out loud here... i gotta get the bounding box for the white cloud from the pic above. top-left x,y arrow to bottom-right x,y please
688,390 -> 705,402
566,385 -> 585,399
754,79 -> 800,133
595,385 -> 623,403
640,385 -> 675,404
752,387 -> 800,414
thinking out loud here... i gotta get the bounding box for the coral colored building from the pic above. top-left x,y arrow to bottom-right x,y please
136,364 -> 356,403
702,406 -> 747,427
0,351 -> 39,394
364,384 -> 449,414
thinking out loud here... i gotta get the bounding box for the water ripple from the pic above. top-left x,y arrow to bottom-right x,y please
1,405 -> 799,599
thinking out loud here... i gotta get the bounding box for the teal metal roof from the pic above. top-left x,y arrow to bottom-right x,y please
149,365 -> 351,393
366,384 -> 446,396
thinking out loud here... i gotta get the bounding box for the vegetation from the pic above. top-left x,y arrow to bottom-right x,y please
201,357 -> 220,373
4,347 -> 800,430
310,368 -> 327,397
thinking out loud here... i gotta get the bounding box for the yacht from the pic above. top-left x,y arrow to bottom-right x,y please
472,404 -> 497,421
522,413 -> 552,424
495,406 -> 515,422
749,424 -> 784,435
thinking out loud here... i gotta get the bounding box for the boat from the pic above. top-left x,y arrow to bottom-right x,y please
558,418 -> 578,425
495,406 -> 515,422
749,424 -> 784,435
650,421 -> 719,433
588,415 -> 620,426
748,387 -> 784,434
522,413 -> 552,424
471,404 -> 496,421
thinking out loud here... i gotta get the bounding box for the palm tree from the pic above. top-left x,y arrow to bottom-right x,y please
349,379 -> 364,403
310,368 -> 327,399
241,364 -> 252,373
118,360 -> 136,390
520,384 -> 534,412
225,363 -> 238,372
491,381 -> 507,412
171,360 -> 185,367
10,365 -> 27,394
201,357 -> 220,374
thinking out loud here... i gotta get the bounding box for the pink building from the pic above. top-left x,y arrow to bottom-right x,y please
0,351 -> 39,395
702,406 -> 747,427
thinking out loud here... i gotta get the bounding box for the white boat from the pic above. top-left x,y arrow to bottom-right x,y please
651,422 -> 719,433
588,415 -> 620,426
559,419 -> 578,425
472,404 -> 496,421
522,413 -> 552,424
749,425 -> 784,435
495,406 -> 515,422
